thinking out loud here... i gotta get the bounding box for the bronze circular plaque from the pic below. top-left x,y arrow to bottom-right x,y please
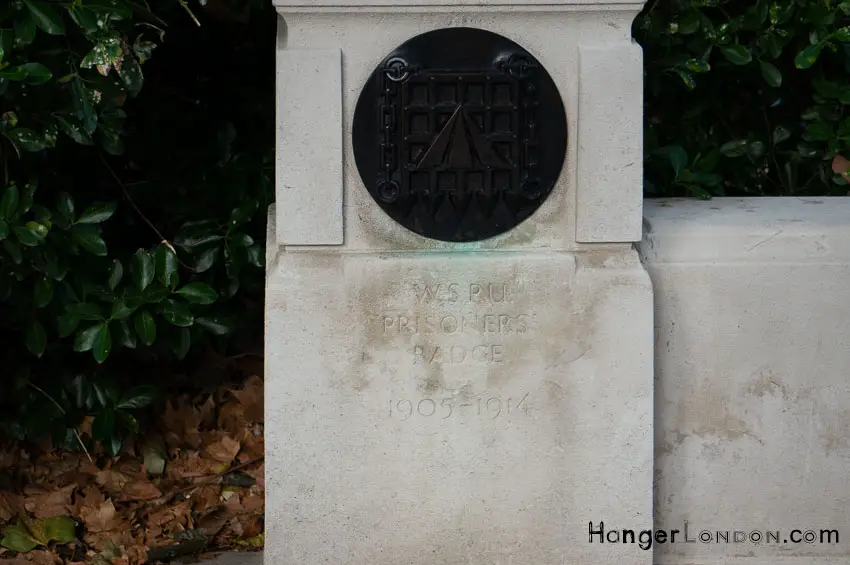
352,27 -> 567,243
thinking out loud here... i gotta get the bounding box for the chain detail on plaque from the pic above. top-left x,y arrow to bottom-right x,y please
353,27 -> 568,243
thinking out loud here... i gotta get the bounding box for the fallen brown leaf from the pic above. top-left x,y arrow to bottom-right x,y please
80,500 -> 121,533
117,481 -> 162,502
202,434 -> 240,466
161,400 -> 203,450
0,491 -> 24,521
23,484 -> 75,518
72,485 -> 106,517
24,549 -> 60,565
231,376 -> 264,423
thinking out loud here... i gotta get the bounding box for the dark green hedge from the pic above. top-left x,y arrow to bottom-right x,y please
0,0 -> 274,450
1,0 -> 848,450
637,0 -> 850,198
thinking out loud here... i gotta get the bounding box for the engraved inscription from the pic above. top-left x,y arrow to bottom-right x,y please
377,281 -> 532,365
389,393 -> 530,420
382,314 -> 528,335
413,344 -> 504,365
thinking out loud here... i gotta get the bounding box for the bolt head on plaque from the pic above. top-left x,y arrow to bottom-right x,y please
352,27 -> 568,243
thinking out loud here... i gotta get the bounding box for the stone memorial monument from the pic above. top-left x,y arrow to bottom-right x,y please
266,1 -> 652,563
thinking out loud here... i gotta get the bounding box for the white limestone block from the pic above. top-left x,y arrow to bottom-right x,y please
576,42 -> 644,243
274,0 -> 645,11
642,198 -> 850,565
265,225 -> 653,563
276,47 -> 343,246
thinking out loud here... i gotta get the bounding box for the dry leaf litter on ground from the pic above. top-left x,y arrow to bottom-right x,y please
0,376 -> 265,565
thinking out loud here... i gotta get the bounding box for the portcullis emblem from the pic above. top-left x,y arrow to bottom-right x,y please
352,27 -> 568,243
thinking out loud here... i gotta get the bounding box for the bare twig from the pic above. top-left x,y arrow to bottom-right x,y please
99,154 -> 193,269
140,456 -> 264,511
27,382 -> 94,463
176,0 -> 202,27
762,106 -> 788,195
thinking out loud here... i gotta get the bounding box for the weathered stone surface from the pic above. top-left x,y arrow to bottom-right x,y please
275,48 -> 343,246
265,216 -> 653,563
267,1 -> 652,562
276,9 -> 644,252
576,42 -> 643,243
642,198 -> 850,565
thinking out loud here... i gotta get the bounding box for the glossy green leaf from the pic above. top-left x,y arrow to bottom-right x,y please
7,129 -> 47,152
118,410 -> 139,434
110,298 -> 136,320
174,221 -> 223,252
87,0 -> 132,20
194,248 -> 218,273
18,183 -> 36,216
55,115 -> 93,146
134,310 -> 156,345
132,249 -> 155,290
795,44 -> 821,69
3,240 -> 22,264
118,53 -> 144,96
107,432 -> 123,456
71,375 -> 91,408
684,58 -> 710,73
0,63 -> 52,85
247,246 -> 264,268
13,11 -> 36,46
56,192 -> 75,224
807,122 -> 834,141
116,319 -> 137,349
759,61 -> 782,87
773,126 -> 791,145
91,377 -> 120,406
14,224 -> 46,246
719,139 -> 748,157
143,284 -> 169,304
1,523 -> 38,552
77,201 -> 117,224
172,327 -> 190,360
196,315 -> 235,336
160,299 -> 194,327
71,78 -> 97,134
34,278 -> 53,308
26,320 -> 47,357
74,324 -> 102,352
41,516 -> 74,544
107,259 -> 123,291
834,27 -> 850,41
720,45 -> 752,65
155,244 -> 179,288
230,199 -> 259,227
0,185 -> 19,220
71,225 -> 107,256
80,36 -> 123,70
56,313 -> 80,338
93,324 -> 111,363
0,220 -> 8,240
24,0 -> 66,35
92,406 -> 115,441
230,233 -> 253,247
117,384 -> 157,410
176,282 -> 217,305
66,302 -> 103,321
68,6 -> 99,33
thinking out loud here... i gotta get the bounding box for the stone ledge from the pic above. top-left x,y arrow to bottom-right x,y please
640,197 -> 850,264
274,1 -> 645,13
